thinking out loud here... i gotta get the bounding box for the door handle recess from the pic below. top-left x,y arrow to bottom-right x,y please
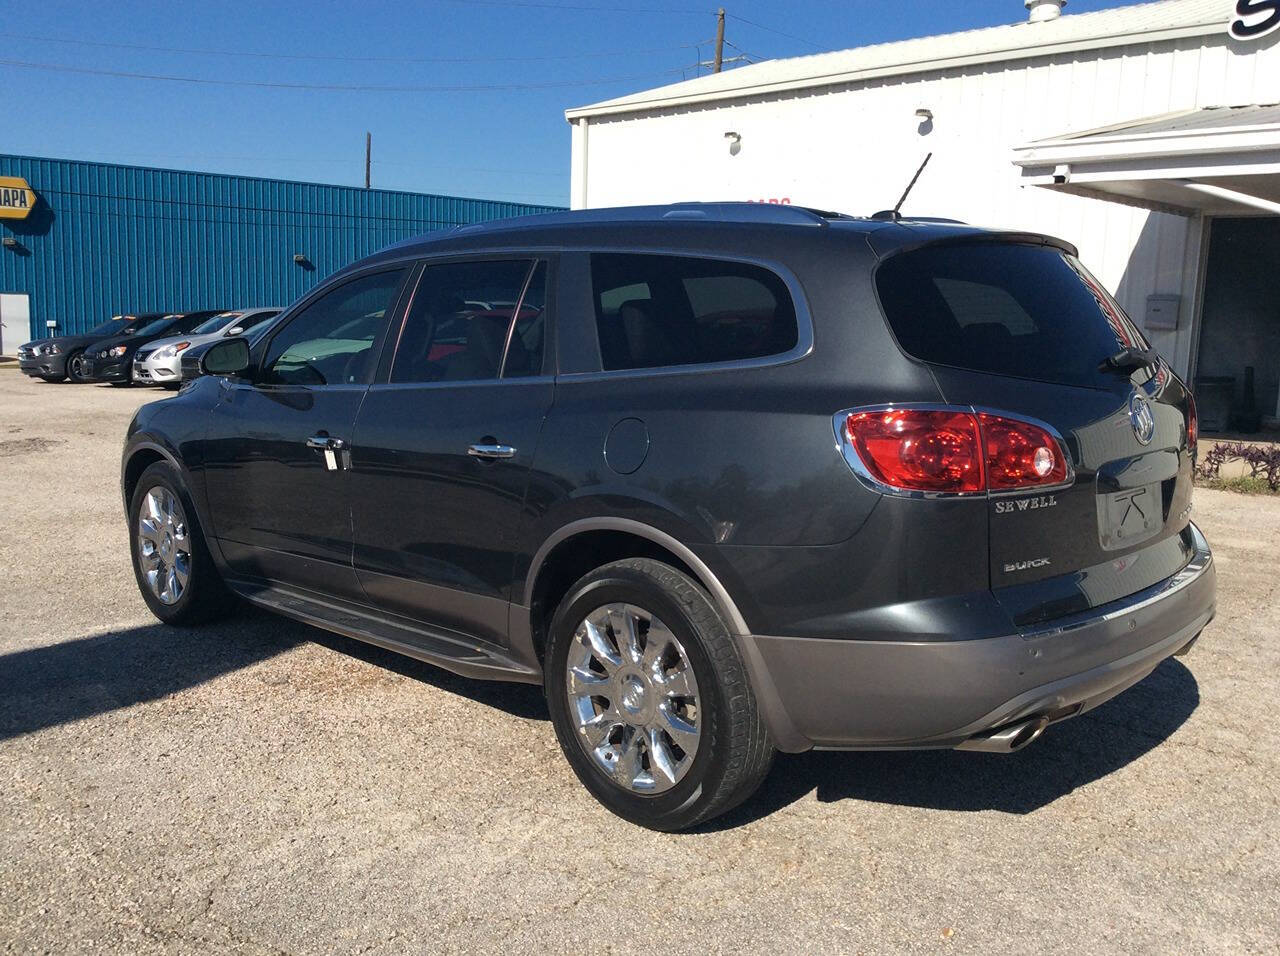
468,443 -> 517,460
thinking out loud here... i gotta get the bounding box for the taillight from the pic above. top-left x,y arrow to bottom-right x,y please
838,406 -> 1071,496
1186,392 -> 1198,457
978,413 -> 1068,491
842,409 -> 984,494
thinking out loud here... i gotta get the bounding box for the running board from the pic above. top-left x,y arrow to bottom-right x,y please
226,579 -> 541,684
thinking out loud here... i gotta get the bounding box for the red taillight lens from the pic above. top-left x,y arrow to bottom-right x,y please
1186,392 -> 1198,456
978,413 -> 1068,491
844,409 -> 984,494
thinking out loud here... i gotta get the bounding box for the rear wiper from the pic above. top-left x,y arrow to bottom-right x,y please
1099,347 -> 1158,375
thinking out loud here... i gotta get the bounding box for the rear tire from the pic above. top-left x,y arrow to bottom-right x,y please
128,461 -> 229,625
544,558 -> 774,831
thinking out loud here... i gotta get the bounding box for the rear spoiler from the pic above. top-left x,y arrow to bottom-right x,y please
865,227 -> 1078,261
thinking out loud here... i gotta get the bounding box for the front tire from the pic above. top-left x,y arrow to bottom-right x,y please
128,461 -> 229,625
65,350 -> 89,384
545,558 -> 774,831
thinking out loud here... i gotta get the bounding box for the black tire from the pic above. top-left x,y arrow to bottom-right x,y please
65,350 -> 89,384
128,461 -> 229,625
544,558 -> 774,831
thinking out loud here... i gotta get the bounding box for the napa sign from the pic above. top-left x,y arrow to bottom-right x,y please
1230,0 -> 1280,41
0,176 -> 36,220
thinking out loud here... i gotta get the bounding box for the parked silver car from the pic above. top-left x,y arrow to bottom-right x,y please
132,308 -> 281,387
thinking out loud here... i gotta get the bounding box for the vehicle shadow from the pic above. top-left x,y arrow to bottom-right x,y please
302,629 -> 550,721
0,609 -> 547,743
0,615 -> 304,742
702,657 -> 1200,830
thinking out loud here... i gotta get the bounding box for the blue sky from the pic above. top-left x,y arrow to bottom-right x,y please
3,0 -> 1150,206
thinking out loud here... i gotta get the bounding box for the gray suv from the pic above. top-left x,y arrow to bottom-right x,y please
121,204 -> 1215,830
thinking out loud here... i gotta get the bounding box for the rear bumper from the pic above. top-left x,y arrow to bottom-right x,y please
742,522 -> 1215,753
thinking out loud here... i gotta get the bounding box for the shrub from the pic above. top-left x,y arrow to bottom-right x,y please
1194,441 -> 1280,492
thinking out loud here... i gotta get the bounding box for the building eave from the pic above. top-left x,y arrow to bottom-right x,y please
565,21 -> 1223,123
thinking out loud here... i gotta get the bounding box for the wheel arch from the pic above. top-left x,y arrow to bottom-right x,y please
523,518 -> 751,663
121,441 -> 183,512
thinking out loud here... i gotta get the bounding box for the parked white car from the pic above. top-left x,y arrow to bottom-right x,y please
132,308 -> 281,387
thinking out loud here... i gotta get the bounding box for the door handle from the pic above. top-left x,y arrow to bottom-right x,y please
307,434 -> 347,471
468,443 -> 517,460
306,434 -> 346,450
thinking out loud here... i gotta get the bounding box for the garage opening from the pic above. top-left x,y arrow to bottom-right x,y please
1196,217 -> 1280,434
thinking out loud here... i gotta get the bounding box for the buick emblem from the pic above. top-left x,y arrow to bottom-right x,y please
1129,393 -> 1155,445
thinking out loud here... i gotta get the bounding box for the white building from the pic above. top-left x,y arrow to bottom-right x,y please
566,0 -> 1280,430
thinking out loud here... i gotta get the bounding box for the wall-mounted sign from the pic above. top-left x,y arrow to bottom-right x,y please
0,176 -> 37,220
1229,0 -> 1280,41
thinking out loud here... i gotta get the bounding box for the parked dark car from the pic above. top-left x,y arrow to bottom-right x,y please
121,204 -> 1215,830
82,311 -> 224,385
17,314 -> 166,383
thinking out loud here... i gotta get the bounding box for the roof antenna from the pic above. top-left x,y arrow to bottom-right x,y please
872,152 -> 933,221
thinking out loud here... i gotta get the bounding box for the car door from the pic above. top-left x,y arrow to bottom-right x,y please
348,256 -> 555,646
202,266 -> 411,599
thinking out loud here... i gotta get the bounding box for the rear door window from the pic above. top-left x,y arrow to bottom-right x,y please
591,253 -> 798,371
389,259 -> 542,383
874,242 -> 1148,389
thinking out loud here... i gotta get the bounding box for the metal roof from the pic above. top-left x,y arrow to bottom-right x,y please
1056,103 -> 1280,139
567,0 -> 1229,121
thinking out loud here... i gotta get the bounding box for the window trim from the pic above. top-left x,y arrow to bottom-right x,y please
561,248 -> 814,382
251,264 -> 414,388
379,252 -> 556,386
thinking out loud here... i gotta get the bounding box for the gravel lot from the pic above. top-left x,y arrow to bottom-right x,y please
1,371 -> 1277,954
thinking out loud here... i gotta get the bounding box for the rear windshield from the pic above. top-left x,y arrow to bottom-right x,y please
875,242 -> 1148,389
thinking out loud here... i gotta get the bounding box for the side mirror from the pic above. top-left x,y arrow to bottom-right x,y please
182,337 -> 251,383
225,326 -> 244,336
203,337 -> 251,375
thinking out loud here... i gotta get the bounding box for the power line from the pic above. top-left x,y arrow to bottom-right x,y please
0,57 -> 688,92
0,30 -> 696,64
725,12 -> 824,50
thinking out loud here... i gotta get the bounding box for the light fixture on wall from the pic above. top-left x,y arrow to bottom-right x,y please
914,108 -> 933,121
915,108 -> 934,135
1,237 -> 17,249
293,253 -> 310,265
724,130 -> 742,156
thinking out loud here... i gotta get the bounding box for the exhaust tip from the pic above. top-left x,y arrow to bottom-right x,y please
957,715 -> 1049,753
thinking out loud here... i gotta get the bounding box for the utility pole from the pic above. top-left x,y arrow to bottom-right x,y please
364,132 -> 372,189
713,8 -> 726,73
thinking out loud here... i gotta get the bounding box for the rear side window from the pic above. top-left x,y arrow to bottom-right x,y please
875,242 -> 1148,389
591,254 -> 798,371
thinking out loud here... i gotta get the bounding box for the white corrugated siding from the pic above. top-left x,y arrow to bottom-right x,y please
571,29 -> 1280,377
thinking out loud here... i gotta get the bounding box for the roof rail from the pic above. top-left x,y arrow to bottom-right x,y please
444,201 -> 843,238
660,202 -> 831,226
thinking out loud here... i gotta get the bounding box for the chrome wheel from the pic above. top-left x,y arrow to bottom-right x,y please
68,353 -> 86,380
565,603 -> 701,794
136,485 -> 191,605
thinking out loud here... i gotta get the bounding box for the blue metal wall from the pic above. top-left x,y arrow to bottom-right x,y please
0,154 -> 562,340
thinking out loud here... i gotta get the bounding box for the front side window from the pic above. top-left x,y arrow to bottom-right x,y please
591,254 -> 798,371
262,269 -> 406,385
390,259 -> 542,383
